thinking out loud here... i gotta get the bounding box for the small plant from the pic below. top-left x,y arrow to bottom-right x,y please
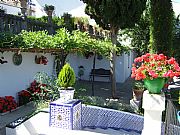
22,80 -> 50,101
132,81 -> 145,101
35,55 -> 48,65
57,63 -> 76,89
78,66 -> 85,80
133,81 -> 145,91
18,90 -> 32,106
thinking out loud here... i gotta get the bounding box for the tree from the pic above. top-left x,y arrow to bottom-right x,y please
80,0 -> 146,98
118,2 -> 151,57
149,0 -> 174,56
173,14 -> 180,63
119,10 -> 150,57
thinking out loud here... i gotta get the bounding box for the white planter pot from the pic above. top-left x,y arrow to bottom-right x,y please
59,88 -> 75,102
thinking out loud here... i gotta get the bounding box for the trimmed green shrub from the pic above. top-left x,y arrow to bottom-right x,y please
57,63 -> 76,89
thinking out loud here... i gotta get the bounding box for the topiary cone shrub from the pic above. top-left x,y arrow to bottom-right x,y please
58,63 -> 76,89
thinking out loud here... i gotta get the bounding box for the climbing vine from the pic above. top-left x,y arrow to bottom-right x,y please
0,28 -> 131,58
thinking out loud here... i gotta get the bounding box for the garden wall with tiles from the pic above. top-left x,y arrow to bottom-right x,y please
0,52 -> 55,98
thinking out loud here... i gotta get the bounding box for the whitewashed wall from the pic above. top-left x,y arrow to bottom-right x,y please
67,51 -> 134,83
0,51 -> 133,98
0,52 -> 55,98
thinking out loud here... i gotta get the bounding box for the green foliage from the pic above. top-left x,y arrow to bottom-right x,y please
172,15 -> 180,63
27,16 -> 65,27
74,17 -> 89,25
53,28 -> 71,49
133,81 -> 145,91
0,28 -> 131,57
34,72 -> 59,101
118,7 -> 150,56
44,4 -> 55,11
81,0 -> 146,30
149,0 -> 174,56
34,100 -> 50,111
52,16 -> 65,26
16,30 -> 56,49
58,63 -> 76,89
0,32 -> 17,48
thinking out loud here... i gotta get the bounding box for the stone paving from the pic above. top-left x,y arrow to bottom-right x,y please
75,77 -> 134,104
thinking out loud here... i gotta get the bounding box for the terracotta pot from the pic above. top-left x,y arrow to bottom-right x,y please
133,89 -> 144,101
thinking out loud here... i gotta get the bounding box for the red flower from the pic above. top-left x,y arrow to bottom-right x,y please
168,57 -> 176,65
131,53 -> 180,80
0,96 -> 17,113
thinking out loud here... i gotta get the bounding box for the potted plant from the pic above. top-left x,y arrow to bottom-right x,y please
78,65 -> 85,80
131,53 -> 180,94
57,63 -> 76,102
18,90 -> 32,106
132,81 -> 145,101
44,4 -> 55,11
44,4 -> 54,16
35,55 -> 48,65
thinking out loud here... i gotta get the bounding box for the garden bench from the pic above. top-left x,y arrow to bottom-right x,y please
89,68 -> 111,81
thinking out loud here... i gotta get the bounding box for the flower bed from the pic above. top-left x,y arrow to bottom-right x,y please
18,80 -> 50,106
0,96 -> 18,115
18,90 -> 32,106
1,79 -> 50,114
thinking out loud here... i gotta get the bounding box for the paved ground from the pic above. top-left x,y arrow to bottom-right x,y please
75,77 -> 134,104
0,78 -> 134,135
0,102 -> 36,135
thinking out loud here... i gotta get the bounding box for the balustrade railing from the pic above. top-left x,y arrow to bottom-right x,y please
0,10 -> 110,39
164,87 -> 180,135
0,11 -> 56,34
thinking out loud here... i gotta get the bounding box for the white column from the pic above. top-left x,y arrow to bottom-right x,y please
141,90 -> 165,135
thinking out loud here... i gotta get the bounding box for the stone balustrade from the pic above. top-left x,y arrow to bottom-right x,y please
0,11 -> 58,34
0,11 -> 110,39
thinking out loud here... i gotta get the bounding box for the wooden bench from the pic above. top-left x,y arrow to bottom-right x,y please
89,68 -> 111,81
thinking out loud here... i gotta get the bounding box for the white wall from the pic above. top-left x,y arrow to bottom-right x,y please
0,0 -> 46,17
67,52 -> 133,83
0,52 -> 54,98
0,51 -> 133,98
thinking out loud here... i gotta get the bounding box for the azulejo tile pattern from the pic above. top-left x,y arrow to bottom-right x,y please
81,105 -> 144,134
49,99 -> 82,130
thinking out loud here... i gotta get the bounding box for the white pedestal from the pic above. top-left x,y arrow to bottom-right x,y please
141,90 -> 165,135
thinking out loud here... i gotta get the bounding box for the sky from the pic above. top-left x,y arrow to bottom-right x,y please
37,0 -> 85,16
37,0 -> 180,17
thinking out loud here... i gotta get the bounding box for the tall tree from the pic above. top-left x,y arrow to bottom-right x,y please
149,0 -> 174,56
119,6 -> 150,57
80,0 -> 146,98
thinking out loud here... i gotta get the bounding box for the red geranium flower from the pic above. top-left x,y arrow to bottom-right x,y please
131,53 -> 180,80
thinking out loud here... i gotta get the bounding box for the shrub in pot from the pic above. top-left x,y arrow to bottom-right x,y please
132,81 -> 145,101
57,63 -> 76,102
